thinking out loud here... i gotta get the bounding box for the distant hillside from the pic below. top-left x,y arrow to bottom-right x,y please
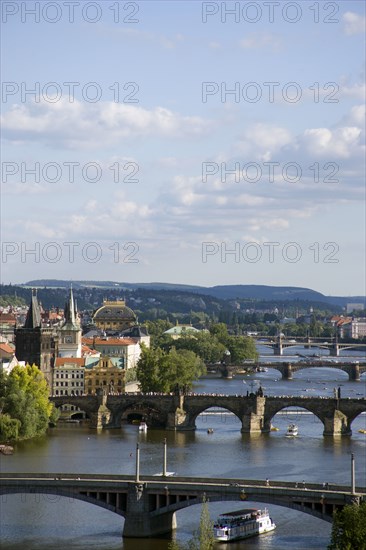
22,280 -> 365,308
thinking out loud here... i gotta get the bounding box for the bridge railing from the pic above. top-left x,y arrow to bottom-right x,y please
1,473 -> 364,495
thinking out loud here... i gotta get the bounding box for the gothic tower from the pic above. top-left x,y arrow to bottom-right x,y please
57,287 -> 82,358
15,289 -> 55,388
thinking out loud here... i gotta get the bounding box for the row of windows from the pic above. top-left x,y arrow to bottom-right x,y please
55,382 -> 82,387
54,372 -> 84,379
54,390 -> 81,396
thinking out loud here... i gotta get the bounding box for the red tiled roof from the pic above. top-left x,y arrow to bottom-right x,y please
0,342 -> 15,354
55,357 -> 86,367
0,313 -> 16,324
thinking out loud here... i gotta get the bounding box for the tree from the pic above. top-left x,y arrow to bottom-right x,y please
0,364 -> 57,441
328,502 -> 366,550
136,345 -> 205,393
168,496 -> 214,550
163,333 -> 226,364
226,335 -> 258,363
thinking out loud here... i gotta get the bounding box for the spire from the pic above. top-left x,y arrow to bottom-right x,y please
24,289 -> 41,328
63,287 -> 77,326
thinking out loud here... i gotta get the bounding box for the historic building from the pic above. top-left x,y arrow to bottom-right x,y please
53,357 -> 86,397
15,289 -> 56,388
163,323 -> 201,340
93,299 -> 137,331
57,288 -> 82,358
84,355 -> 126,396
82,336 -> 142,369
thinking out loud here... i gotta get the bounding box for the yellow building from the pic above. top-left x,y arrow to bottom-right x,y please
93,300 -> 137,331
84,355 -> 125,395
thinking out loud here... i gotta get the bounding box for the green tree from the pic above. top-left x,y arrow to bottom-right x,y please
0,364 -> 57,441
168,496 -> 214,550
136,345 -> 205,393
328,502 -> 366,550
164,333 -> 226,364
226,335 -> 258,363
209,323 -> 229,345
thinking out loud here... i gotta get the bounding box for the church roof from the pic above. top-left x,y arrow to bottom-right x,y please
24,290 -> 41,329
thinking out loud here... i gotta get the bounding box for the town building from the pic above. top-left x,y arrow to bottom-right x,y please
84,355 -> 126,396
163,323 -> 201,340
82,336 -> 142,369
93,299 -> 137,331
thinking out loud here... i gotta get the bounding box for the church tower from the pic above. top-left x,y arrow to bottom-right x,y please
15,289 -> 55,388
57,287 -> 82,358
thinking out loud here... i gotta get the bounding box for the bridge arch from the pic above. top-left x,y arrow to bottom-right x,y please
185,403 -> 243,431
111,400 -> 168,428
264,403 -> 325,434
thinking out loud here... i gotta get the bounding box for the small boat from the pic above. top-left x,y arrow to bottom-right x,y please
286,424 -> 298,437
138,422 -> 147,432
270,425 -> 279,431
213,508 -> 276,542
207,428 -> 214,434
358,429 -> 366,434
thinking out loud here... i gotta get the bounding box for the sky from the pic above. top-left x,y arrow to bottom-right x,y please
1,0 -> 365,296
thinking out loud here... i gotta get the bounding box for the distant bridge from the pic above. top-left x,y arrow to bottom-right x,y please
212,360 -> 366,380
50,394 -> 366,435
253,335 -> 366,356
1,473 -> 365,537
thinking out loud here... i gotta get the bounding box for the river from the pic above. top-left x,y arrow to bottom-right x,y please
1,348 -> 365,549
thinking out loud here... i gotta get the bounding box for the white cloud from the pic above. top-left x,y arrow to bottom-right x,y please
343,12 -> 366,35
239,32 -> 283,52
1,99 -> 211,148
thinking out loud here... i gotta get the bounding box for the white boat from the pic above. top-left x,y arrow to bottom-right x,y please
286,423 -> 298,437
138,422 -> 147,432
214,508 -> 276,542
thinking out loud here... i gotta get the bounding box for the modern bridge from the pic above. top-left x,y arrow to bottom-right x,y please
254,335 -> 366,356
211,360 -> 366,380
1,472 -> 365,537
50,394 -> 366,435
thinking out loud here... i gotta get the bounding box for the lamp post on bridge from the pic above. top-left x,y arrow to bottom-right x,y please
135,443 -> 140,483
163,438 -> 167,477
351,453 -> 355,495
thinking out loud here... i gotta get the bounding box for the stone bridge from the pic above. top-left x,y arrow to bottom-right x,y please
262,361 -> 366,381
212,361 -> 366,380
50,394 -> 366,436
1,473 -> 365,537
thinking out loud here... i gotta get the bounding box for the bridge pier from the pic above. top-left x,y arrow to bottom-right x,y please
123,483 -> 177,537
282,363 -> 293,380
329,345 -> 339,357
348,364 -> 361,382
323,410 -> 351,436
273,344 -> 283,356
89,395 -> 111,429
241,397 -> 267,433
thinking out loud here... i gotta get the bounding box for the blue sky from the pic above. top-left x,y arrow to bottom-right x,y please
1,1 -> 365,295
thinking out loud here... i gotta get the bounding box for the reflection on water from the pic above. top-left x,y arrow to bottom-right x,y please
1,363 -> 365,549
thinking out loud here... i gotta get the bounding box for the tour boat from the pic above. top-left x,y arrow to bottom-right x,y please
213,508 -> 276,542
138,422 -> 147,432
286,423 -> 298,437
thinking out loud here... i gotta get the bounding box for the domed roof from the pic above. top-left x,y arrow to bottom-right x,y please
93,300 -> 136,321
